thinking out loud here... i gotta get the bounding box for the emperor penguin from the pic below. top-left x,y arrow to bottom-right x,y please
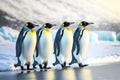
15,24 -> 29,67
53,22 -> 74,68
35,23 -> 56,69
15,22 -> 37,70
69,21 -> 94,67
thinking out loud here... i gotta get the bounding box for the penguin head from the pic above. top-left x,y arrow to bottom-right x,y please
43,23 -> 56,29
25,22 -> 36,29
62,22 -> 74,27
80,21 -> 94,27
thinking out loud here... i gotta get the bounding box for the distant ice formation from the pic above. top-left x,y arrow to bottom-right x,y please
117,33 -> 120,41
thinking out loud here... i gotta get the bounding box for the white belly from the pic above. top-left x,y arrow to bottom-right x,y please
21,31 -> 37,63
60,30 -> 73,60
38,30 -> 53,62
80,30 -> 89,57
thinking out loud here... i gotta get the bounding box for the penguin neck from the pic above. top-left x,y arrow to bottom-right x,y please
23,26 -> 30,31
30,28 -> 35,32
41,26 -> 45,29
84,27 -> 88,30
40,26 -> 46,30
78,26 -> 83,30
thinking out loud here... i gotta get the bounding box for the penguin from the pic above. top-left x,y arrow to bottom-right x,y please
53,21 -> 74,68
35,23 -> 56,69
15,22 -> 37,70
15,24 -> 29,67
69,21 -> 94,67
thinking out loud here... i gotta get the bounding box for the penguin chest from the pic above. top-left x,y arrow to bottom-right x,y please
80,30 -> 89,57
22,30 -> 37,61
80,30 -> 89,45
60,28 -> 73,56
38,30 -> 53,59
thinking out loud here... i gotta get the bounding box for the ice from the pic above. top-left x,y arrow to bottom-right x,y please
0,27 -> 19,42
94,31 -> 117,41
117,33 -> 120,41
0,36 -> 4,42
89,31 -> 98,43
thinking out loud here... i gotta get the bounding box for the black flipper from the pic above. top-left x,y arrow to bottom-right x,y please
53,28 -> 64,56
32,27 -> 44,69
16,27 -> 29,57
33,55 -> 38,68
69,27 -> 81,65
69,52 -> 77,65
53,28 -> 64,66
53,53 -> 60,66
14,57 -> 21,67
15,27 -> 29,67
36,27 -> 43,57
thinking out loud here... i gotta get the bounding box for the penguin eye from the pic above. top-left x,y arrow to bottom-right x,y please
26,23 -> 28,27
62,23 -> 64,27
44,24 -> 46,28
80,22 -> 82,26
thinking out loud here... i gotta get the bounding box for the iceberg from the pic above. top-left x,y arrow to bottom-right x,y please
0,27 -> 19,42
89,31 -> 98,43
117,33 -> 120,41
94,31 -> 116,41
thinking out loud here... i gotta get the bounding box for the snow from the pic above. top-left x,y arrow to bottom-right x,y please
0,27 -> 120,71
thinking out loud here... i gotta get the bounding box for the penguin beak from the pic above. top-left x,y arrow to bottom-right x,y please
70,22 -> 75,24
35,25 -> 39,27
88,22 -> 94,24
52,24 -> 57,26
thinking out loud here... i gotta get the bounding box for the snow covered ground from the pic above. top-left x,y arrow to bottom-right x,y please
0,27 -> 120,71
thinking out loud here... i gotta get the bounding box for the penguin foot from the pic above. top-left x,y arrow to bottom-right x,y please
42,62 -> 51,69
53,59 -> 60,66
69,59 -> 78,65
39,64 -> 43,69
33,65 -> 37,69
61,64 -> 67,69
14,63 -> 21,67
53,62 -> 57,66
26,64 -> 34,70
21,66 -> 26,70
79,63 -> 88,67
44,67 -> 51,69
61,62 -> 67,69
33,61 -> 38,68
27,68 -> 34,70
14,64 -> 18,67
